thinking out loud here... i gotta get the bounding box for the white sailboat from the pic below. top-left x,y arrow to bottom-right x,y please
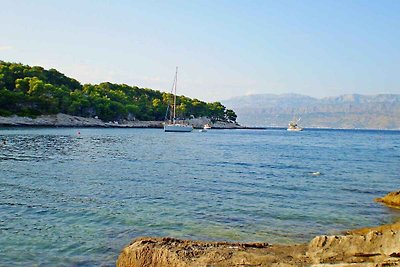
287,117 -> 303,131
164,67 -> 193,132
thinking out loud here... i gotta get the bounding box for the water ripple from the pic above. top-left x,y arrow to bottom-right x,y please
0,128 -> 399,266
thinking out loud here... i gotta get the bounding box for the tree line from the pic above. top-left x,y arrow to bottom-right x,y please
0,61 -> 237,122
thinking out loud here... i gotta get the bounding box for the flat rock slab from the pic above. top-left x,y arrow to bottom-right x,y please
117,237 -> 308,267
117,222 -> 400,267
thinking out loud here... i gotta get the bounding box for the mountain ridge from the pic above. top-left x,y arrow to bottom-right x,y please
222,93 -> 400,129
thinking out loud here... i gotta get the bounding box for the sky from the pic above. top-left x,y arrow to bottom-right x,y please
1,0 -> 399,102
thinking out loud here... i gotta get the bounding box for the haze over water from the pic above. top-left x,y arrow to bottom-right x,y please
1,128 -> 399,266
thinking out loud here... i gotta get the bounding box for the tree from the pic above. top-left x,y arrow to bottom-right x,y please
15,77 -> 31,92
126,104 -> 139,120
207,102 -> 226,121
225,109 -> 237,122
0,60 -> 238,122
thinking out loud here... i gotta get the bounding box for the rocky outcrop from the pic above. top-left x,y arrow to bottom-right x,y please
117,237 -> 308,267
185,117 -> 241,129
0,114 -> 241,129
0,113 -> 164,128
308,222 -> 400,266
375,191 -> 400,208
0,113 -> 108,127
212,120 -> 241,129
117,222 -> 400,267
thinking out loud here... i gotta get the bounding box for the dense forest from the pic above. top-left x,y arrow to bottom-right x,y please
0,61 -> 237,122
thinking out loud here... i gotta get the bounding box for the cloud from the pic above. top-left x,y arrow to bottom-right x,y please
0,45 -> 13,51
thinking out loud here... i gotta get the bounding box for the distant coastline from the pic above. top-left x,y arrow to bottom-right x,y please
0,113 -> 242,129
2,114 -> 400,131
223,93 -> 400,130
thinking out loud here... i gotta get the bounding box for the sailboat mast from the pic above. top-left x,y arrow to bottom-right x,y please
173,67 -> 178,122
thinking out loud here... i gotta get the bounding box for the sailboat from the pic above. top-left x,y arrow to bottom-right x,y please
164,67 -> 193,132
287,117 -> 303,131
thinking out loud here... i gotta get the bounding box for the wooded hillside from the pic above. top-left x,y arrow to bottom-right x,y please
0,61 -> 237,122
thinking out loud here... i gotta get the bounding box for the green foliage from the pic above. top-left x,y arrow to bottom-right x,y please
225,109 -> 237,123
0,61 -> 237,122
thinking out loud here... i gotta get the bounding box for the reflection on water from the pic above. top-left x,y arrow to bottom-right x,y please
0,127 -> 399,266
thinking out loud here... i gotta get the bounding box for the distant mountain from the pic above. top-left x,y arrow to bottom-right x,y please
222,94 -> 400,129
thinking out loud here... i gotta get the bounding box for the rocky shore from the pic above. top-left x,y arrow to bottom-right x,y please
117,190 -> 400,267
375,191 -> 400,209
117,223 -> 400,267
0,113 -> 242,129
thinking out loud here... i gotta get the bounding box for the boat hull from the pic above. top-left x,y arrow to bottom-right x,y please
287,127 -> 303,131
164,124 -> 193,132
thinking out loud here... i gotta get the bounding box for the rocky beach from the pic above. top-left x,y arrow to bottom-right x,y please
0,113 -> 242,129
117,191 -> 400,267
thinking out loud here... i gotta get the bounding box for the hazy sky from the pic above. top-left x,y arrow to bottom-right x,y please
1,0 -> 399,101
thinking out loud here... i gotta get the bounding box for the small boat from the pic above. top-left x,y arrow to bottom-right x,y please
198,123 -> 212,132
164,67 -> 193,133
287,117 -> 303,131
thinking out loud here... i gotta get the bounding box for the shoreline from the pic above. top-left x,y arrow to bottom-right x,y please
117,221 -> 400,267
0,113 -> 242,129
117,191 -> 400,266
1,114 -> 400,131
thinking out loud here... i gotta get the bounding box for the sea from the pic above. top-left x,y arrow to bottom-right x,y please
0,127 -> 399,266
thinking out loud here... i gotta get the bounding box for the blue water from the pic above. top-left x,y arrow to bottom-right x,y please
0,128 -> 399,266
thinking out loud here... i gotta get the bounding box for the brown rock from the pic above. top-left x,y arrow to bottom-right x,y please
117,222 -> 400,267
307,224 -> 400,265
117,237 -> 308,267
346,221 -> 400,235
375,191 -> 400,208
117,191 -> 400,266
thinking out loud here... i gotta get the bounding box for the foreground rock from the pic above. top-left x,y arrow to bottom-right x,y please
375,190 -> 400,208
117,237 -> 308,267
308,222 -> 400,266
117,222 -> 400,267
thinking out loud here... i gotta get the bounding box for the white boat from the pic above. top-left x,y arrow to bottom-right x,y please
164,67 -> 193,132
287,117 -> 303,131
203,124 -> 212,130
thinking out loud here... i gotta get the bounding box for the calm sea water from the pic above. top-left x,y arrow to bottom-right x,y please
1,127 -> 399,266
